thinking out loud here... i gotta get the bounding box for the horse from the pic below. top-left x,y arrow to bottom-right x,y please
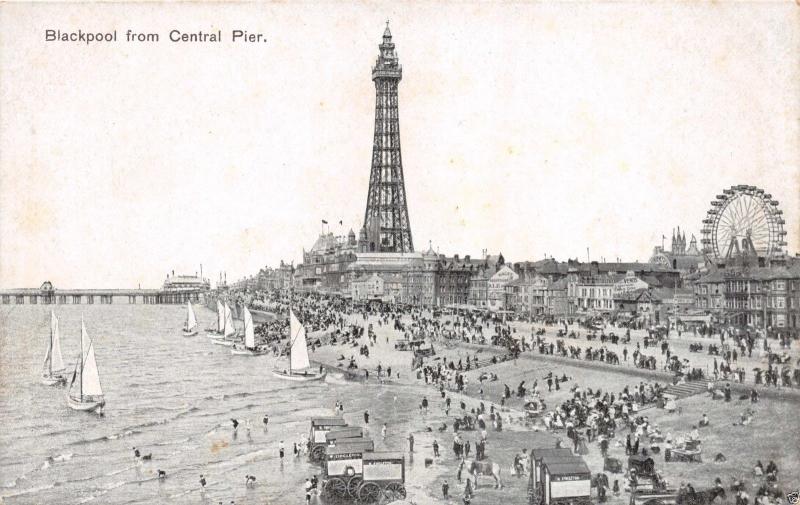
459,459 -> 503,489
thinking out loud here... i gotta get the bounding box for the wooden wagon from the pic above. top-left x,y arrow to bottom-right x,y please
309,417 -> 348,462
356,451 -> 406,504
534,454 -> 592,505
321,441 -> 375,503
325,427 -> 364,447
531,448 -> 575,497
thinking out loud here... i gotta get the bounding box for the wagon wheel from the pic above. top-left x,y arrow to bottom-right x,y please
383,482 -> 406,501
310,445 -> 326,463
323,477 -> 347,500
347,475 -> 363,498
357,482 -> 382,504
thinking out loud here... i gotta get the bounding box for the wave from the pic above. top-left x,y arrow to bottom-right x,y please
0,482 -> 55,499
68,429 -> 141,446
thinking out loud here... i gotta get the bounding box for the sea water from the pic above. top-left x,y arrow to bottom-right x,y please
0,304 -> 401,505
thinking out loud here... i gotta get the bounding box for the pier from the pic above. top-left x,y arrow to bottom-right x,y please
0,281 -> 208,305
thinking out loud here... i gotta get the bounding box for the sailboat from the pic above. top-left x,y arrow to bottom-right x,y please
66,318 -> 105,413
272,310 -> 325,381
206,300 -> 224,336
183,301 -> 198,336
41,310 -> 67,386
211,303 -> 238,346
231,307 -> 267,355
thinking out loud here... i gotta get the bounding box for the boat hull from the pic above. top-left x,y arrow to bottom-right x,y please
231,348 -> 268,356
183,329 -> 198,337
41,374 -> 66,386
271,369 -> 326,382
66,394 -> 105,412
211,339 -> 235,347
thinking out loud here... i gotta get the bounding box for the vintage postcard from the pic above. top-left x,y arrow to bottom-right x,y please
0,2 -> 798,505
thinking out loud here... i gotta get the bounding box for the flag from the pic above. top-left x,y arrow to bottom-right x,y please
322,219 -> 328,224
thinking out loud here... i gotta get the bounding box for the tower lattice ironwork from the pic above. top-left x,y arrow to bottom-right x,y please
363,22 -> 414,253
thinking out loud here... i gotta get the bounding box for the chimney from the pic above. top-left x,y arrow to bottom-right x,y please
454,254 -> 460,262
465,255 -> 471,262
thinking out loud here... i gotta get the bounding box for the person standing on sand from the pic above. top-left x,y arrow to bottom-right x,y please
364,410 -> 370,425
408,433 -> 415,452
381,423 -> 387,440
442,480 -> 449,499
279,440 -> 285,460
433,439 -> 440,457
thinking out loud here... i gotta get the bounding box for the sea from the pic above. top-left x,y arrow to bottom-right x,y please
0,304 -> 409,505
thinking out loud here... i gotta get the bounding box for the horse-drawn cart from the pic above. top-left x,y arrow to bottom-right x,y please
356,451 -> 406,504
321,441 -> 375,503
309,417 -> 348,462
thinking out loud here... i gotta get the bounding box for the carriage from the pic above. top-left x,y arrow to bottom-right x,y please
413,344 -> 435,358
628,455 -> 656,478
309,417 -> 348,462
321,441 -> 375,503
629,488 -> 679,505
356,451 -> 406,504
628,456 -> 667,492
524,400 -> 545,420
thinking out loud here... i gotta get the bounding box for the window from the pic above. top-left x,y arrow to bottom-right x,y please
776,281 -> 786,291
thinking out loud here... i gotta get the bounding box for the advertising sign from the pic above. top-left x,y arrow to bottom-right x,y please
363,460 -> 403,481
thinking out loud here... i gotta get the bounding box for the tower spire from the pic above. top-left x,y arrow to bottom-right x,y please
363,23 -> 414,253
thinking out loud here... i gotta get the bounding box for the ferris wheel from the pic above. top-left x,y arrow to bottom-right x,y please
701,185 -> 787,259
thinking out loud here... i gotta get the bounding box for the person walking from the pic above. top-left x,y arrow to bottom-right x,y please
442,480 -> 449,499
408,433 -> 415,452
433,439 -> 440,457
278,440 -> 285,461
305,478 -> 313,505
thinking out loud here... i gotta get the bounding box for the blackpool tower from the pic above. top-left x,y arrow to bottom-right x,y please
362,22 -> 414,253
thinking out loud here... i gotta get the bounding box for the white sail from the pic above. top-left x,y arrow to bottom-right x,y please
186,302 -> 197,330
289,310 -> 310,371
69,319 -> 103,399
50,311 -> 65,373
81,341 -> 103,397
243,307 -> 255,349
223,303 -> 236,337
216,301 -> 224,331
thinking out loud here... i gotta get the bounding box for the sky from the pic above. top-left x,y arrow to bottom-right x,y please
1,2 -> 798,289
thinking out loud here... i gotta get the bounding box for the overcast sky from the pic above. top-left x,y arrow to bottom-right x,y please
1,2 -> 798,288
